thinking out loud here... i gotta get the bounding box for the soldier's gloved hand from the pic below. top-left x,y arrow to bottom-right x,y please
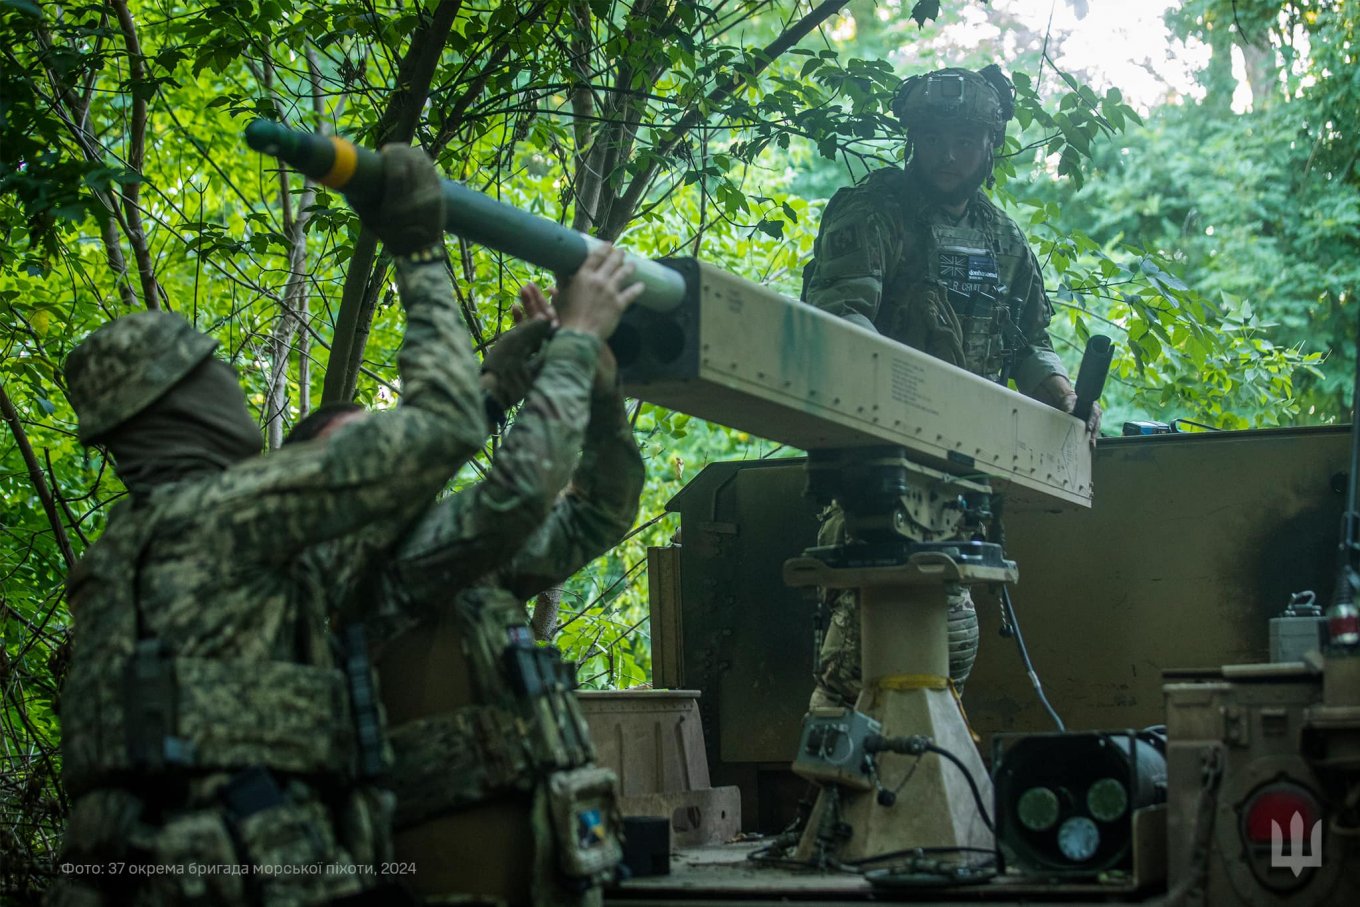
1036,373 -> 1101,447
480,304 -> 555,411
353,145 -> 445,257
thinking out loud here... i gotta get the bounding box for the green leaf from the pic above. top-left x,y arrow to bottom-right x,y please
909,1 -> 941,27
756,219 -> 784,239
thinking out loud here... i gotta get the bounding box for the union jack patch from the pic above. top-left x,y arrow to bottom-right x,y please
939,252 -> 969,279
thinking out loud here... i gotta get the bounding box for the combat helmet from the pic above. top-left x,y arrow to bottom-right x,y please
65,311 -> 219,443
891,65 -> 1016,149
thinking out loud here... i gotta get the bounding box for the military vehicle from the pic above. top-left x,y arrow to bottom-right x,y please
250,122 -> 1360,906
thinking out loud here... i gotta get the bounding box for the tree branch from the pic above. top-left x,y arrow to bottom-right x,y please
0,383 -> 77,570
567,0 -> 600,232
326,0 -> 464,404
20,30 -> 137,309
110,0 -> 162,309
602,0 -> 853,238
259,47 -> 321,447
375,0 -> 464,144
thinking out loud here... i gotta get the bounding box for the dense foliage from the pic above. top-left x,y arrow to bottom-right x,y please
1044,0 -> 1358,420
1,0 -> 1354,897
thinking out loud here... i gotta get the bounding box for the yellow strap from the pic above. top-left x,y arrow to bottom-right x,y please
875,673 -> 949,691
323,136 -> 358,189
950,681 -> 983,745
873,675 -> 982,743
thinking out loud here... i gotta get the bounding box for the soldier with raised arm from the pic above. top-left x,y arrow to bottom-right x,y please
51,146 -> 484,907
289,245 -> 646,906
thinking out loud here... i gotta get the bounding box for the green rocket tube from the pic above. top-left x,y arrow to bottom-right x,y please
244,120 -> 686,313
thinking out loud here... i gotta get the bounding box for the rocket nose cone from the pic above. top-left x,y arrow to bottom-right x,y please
244,119 -> 285,154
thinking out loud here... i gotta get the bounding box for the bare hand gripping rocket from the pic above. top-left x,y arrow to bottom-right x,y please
243,120 -> 686,313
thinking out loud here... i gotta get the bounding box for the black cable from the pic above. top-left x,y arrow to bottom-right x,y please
1170,418 -> 1221,432
988,500 -> 1063,728
858,846 -> 997,889
1000,584 -> 1067,732
922,742 -> 996,834
745,789 -> 821,869
890,754 -> 921,796
745,845 -> 826,871
849,845 -> 997,867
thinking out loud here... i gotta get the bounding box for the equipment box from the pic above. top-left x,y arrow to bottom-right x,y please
578,690 -> 741,846
1163,665 -> 1355,906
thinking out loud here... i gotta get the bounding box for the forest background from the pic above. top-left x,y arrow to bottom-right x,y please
1,0 -> 1356,896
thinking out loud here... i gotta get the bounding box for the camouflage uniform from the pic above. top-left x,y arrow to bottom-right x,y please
803,165 -> 1067,709
804,166 -> 1066,392
50,258 -> 486,907
368,329 -> 643,639
361,328 -> 642,906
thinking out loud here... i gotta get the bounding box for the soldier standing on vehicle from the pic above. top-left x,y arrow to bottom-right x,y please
289,244 -> 646,907
50,145 -> 485,906
801,64 -> 1101,710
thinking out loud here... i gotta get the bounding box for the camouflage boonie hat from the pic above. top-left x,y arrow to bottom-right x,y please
892,66 -> 1012,148
65,311 -> 218,442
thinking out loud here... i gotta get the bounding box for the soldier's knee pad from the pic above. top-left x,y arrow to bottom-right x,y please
947,589 -> 980,691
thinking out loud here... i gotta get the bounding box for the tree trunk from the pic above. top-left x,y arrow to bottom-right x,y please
110,0 -> 161,309
266,183 -> 315,448
1237,40 -> 1277,110
324,0 -> 464,403
0,382 -> 76,569
1201,23 -> 1236,115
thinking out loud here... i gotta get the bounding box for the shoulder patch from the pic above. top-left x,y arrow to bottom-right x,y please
825,224 -> 862,259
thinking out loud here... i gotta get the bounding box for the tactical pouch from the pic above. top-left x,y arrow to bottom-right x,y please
145,807 -> 250,904
337,784 -> 396,867
386,589 -> 601,833
230,795 -> 332,870
898,282 -> 966,368
60,788 -> 146,866
225,779 -> 367,904
475,591 -> 595,771
65,654 -> 356,793
339,623 -> 391,780
123,640 -> 196,772
504,624 -> 553,698
545,766 -> 624,882
388,704 -> 530,827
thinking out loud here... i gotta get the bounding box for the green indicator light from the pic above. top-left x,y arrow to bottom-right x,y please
1017,786 -> 1060,831
1087,777 -> 1129,822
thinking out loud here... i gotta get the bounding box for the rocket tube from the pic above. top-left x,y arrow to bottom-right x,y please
244,120 -> 687,313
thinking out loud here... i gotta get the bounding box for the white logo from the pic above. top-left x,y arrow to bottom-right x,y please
1270,811 -> 1322,876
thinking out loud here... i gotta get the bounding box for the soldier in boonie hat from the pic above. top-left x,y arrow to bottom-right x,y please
51,145 -> 493,907
65,310 -> 220,443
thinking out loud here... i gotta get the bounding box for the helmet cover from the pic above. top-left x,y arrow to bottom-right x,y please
66,311 -> 219,443
892,66 -> 1014,148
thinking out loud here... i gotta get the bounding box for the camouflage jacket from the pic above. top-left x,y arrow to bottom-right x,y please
61,259 -> 487,791
363,328 -> 644,643
803,167 -> 1068,396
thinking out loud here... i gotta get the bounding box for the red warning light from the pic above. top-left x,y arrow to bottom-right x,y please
1243,784 -> 1319,845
